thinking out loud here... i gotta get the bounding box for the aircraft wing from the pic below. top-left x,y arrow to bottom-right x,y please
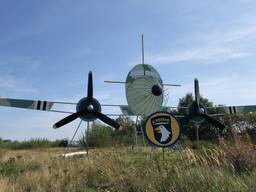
220,105 -> 256,114
0,98 -> 74,114
104,80 -> 181,87
165,105 -> 256,115
200,105 -> 256,114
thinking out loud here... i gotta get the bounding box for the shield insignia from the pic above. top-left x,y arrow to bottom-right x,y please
144,111 -> 181,148
151,115 -> 172,144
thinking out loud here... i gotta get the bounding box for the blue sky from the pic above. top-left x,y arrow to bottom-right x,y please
1,0 -> 256,140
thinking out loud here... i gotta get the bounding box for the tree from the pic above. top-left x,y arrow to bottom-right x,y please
113,116 -> 136,145
79,121 -> 114,148
115,116 -> 135,134
78,117 -> 137,148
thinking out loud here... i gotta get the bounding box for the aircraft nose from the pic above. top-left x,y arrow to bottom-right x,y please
151,85 -> 162,96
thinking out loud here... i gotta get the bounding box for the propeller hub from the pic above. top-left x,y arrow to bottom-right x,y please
151,85 -> 162,96
87,104 -> 94,110
76,97 -> 101,121
186,101 -> 207,124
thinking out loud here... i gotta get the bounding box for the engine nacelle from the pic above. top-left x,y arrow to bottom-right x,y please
186,101 -> 207,124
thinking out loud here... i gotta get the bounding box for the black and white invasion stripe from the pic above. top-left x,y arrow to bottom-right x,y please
228,106 -> 237,114
36,100 -> 48,111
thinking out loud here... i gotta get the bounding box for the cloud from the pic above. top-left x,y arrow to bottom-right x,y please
0,75 -> 36,93
0,61 -> 8,66
167,74 -> 256,107
199,75 -> 256,106
148,22 -> 256,65
238,0 -> 256,3
0,57 -> 43,95
148,47 -> 248,65
0,57 -> 41,70
200,25 -> 256,45
0,110 -> 78,141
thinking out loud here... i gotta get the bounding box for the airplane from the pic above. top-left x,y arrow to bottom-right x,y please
1,35 -> 256,135
0,35 -> 177,135
103,34 -> 256,131
0,35 -> 182,144
105,73 -> 228,130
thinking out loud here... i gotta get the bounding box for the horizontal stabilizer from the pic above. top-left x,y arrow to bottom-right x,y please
163,83 -> 181,87
104,80 -> 125,84
105,81 -> 181,87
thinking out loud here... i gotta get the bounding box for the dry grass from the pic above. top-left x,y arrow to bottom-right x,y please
0,143 -> 255,192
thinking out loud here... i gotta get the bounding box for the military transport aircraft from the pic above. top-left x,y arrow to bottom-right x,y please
106,65 -> 256,131
103,35 -> 256,131
1,35 -> 256,133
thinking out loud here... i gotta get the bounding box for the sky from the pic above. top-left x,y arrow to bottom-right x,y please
1,0 -> 256,140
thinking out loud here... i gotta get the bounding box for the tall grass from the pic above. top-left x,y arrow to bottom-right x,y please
0,140 -> 255,192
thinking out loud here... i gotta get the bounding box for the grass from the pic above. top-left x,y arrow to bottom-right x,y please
0,142 -> 255,192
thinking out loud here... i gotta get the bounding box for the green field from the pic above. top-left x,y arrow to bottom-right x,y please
0,141 -> 255,192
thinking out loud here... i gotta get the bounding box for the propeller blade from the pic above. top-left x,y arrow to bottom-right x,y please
200,113 -> 225,130
53,110 -> 88,129
92,110 -> 120,129
194,78 -> 200,107
87,71 -> 93,101
53,113 -> 80,129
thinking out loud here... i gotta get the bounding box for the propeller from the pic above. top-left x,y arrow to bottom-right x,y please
185,78 -> 225,130
53,71 -> 120,129
88,71 -> 93,101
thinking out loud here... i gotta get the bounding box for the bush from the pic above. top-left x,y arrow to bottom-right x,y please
79,122 -> 114,148
225,144 -> 256,174
0,138 -> 65,150
79,117 -> 137,148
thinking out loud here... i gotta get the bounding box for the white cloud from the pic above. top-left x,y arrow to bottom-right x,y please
200,76 -> 256,106
199,25 -> 256,47
238,0 -> 256,3
0,61 -> 8,66
148,47 -> 248,65
0,75 -> 36,93
0,110 -> 78,141
3,57 -> 41,69
148,22 -> 256,65
167,74 -> 256,107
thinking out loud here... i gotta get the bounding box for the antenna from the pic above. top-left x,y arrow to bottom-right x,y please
141,34 -> 145,75
141,34 -> 144,65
